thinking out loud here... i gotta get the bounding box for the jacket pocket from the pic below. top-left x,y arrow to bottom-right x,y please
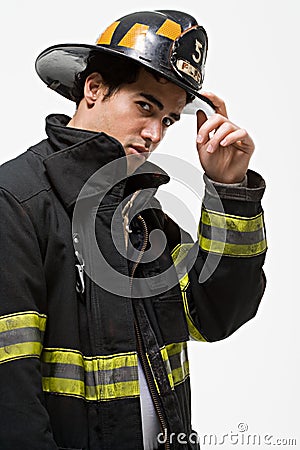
153,298 -> 189,343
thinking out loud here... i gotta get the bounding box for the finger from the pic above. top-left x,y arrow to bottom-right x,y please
196,113 -> 229,145
220,128 -> 254,154
200,91 -> 228,118
207,121 -> 237,151
196,110 -> 208,134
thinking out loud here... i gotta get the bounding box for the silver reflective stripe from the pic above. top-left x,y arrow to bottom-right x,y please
0,327 -> 44,347
42,361 -> 138,386
201,223 -> 266,246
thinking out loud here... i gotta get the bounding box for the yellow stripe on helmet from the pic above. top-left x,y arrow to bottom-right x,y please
118,23 -> 149,51
96,21 -> 120,45
156,19 -> 182,41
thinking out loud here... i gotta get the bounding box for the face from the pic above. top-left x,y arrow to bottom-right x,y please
82,69 -> 187,168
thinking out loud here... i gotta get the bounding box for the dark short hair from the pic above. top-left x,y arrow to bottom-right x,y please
71,52 -> 194,106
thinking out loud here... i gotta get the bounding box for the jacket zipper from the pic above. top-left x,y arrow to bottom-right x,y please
130,214 -> 170,450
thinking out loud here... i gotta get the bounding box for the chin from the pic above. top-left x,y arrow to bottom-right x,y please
126,154 -> 147,175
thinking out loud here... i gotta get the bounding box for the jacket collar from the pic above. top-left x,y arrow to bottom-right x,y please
43,114 -> 169,210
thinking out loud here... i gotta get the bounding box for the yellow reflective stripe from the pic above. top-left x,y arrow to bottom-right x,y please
85,380 -> 139,401
0,342 -> 43,364
42,348 -> 83,365
43,377 -> 84,400
171,243 -> 180,259
42,377 -> 139,401
165,342 -> 189,387
42,348 -> 137,370
147,343 -> 190,392
41,348 -> 139,401
0,311 -> 46,364
165,341 -> 187,357
182,291 -> 206,342
0,311 -> 47,333
161,342 -> 190,388
201,209 -> 264,232
156,19 -> 181,40
199,236 -> 267,257
171,244 -> 193,291
96,21 -> 120,45
170,245 -> 206,341
160,346 -> 174,389
118,23 -> 149,50
171,243 -> 194,268
179,272 -> 189,291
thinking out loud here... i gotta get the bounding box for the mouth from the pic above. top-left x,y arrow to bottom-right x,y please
128,145 -> 150,157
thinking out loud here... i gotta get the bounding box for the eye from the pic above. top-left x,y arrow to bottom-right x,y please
162,117 -> 174,127
137,101 -> 151,112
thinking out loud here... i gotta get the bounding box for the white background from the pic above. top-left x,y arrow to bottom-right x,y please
1,0 -> 299,447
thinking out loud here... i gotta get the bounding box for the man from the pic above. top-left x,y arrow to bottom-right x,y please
0,10 -> 266,450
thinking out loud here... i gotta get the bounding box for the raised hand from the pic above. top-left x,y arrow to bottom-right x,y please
196,92 -> 255,184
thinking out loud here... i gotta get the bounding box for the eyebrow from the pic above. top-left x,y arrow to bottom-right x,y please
139,93 -> 181,122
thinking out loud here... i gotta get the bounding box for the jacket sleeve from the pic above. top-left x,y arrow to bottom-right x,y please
0,188 -> 59,449
169,170 -> 267,342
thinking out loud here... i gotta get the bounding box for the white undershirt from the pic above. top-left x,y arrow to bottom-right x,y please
138,358 -> 161,450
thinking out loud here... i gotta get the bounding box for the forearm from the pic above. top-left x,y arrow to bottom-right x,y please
171,170 -> 267,341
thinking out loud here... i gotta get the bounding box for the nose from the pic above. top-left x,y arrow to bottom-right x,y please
141,120 -> 163,145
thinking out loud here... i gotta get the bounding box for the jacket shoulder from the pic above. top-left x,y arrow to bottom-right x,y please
0,139 -> 52,202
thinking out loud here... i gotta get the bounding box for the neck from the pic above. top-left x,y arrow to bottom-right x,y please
67,102 -> 96,131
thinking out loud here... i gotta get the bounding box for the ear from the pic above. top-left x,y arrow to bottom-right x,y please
84,72 -> 104,108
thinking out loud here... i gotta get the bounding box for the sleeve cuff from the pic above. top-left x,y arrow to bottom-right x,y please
205,174 -> 248,188
203,170 -> 266,202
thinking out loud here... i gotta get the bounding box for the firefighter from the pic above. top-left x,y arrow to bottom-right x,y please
0,10 -> 266,450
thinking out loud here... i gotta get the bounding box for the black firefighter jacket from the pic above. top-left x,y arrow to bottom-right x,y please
0,114 -> 267,450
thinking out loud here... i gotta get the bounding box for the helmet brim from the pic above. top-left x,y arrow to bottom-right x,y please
35,43 -> 215,115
